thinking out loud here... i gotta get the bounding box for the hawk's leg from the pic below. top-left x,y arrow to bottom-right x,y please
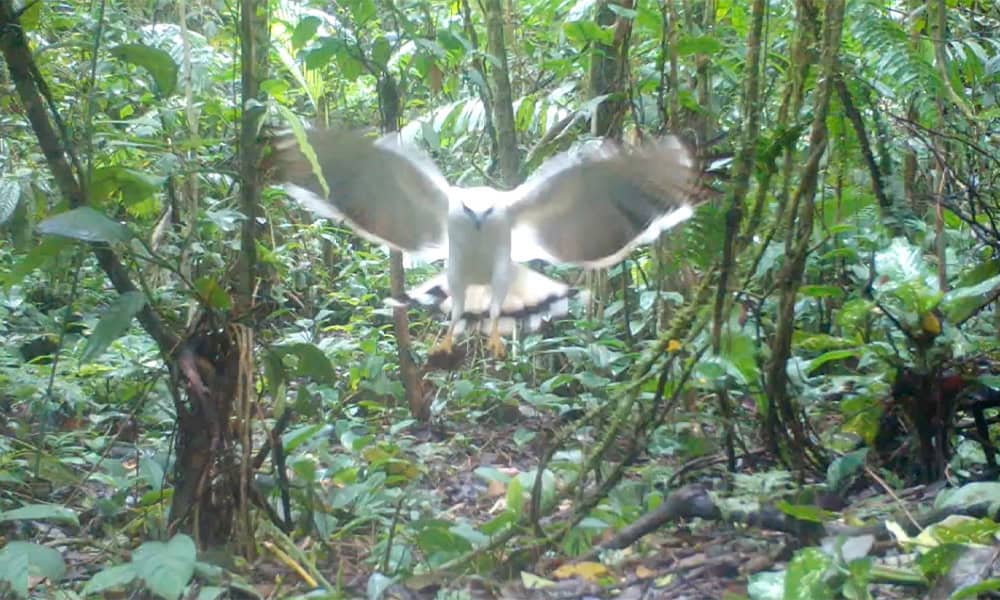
432,287 -> 464,356
486,265 -> 509,359
485,319 -> 505,358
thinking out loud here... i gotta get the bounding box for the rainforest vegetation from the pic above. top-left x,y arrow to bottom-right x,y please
1,0 -> 999,598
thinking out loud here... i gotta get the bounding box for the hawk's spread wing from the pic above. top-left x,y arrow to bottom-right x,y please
271,129 -> 451,256
507,137 -> 694,267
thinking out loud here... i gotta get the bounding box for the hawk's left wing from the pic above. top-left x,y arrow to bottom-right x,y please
507,137 -> 695,267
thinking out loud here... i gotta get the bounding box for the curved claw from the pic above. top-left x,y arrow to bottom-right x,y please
486,327 -> 506,359
431,331 -> 454,356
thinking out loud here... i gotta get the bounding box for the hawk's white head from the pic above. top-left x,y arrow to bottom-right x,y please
449,186 -> 508,231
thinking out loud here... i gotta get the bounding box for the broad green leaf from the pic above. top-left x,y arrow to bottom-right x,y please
196,586 -> 227,600
0,547 -> 28,599
193,277 -> 232,310
915,543 -> 965,579
563,21 -> 613,46
82,564 -> 137,595
607,4 -> 636,18
282,424 -> 325,452
1,236 -> 70,287
776,500 -> 836,523
416,524 -> 471,558
366,572 -> 395,600
140,456 -> 165,492
90,167 -> 165,206
676,35 -> 723,56
305,40 -> 339,70
794,333 -> 857,352
272,343 -> 337,384
827,449 -> 867,492
291,16 -> 321,49
934,482 -> 1000,513
371,36 -> 391,68
506,475 -> 524,516
941,271 -> 1000,323
80,291 -> 147,363
1,542 -> 65,584
806,349 -> 861,374
952,578 -> 1000,600
37,207 -> 131,243
132,534 -> 197,600
450,522 -> 488,547
747,571 -> 784,600
337,52 -> 365,80
110,44 -> 179,96
0,504 -> 79,527
800,285 -> 846,299
784,547 -> 834,600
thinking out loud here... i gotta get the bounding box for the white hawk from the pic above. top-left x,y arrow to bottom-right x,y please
271,128 -> 695,358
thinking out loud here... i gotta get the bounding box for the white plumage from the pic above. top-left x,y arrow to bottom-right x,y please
271,128 -> 695,357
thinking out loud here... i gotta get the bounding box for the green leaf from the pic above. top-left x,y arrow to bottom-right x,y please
337,52 -> 365,80
506,475 -> 524,516
800,285 -> 846,299
676,34 -> 723,56
934,482 -> 1000,513
366,573 -> 395,600
82,564 -> 137,596
9,542 -> 64,583
110,44 -> 179,97
776,500 -> 836,523
784,547 -> 834,600
1,236 -> 70,287
37,207 -> 132,243
291,16 -> 321,49
132,534 -> 197,600
805,349 -> 861,374
90,167 -> 165,206
563,21 -> 613,46
827,449 -> 867,492
0,546 -> 28,599
941,271 -> 1000,323
747,570 -> 784,600
272,343 -> 337,384
193,277 -> 232,310
140,456 -> 165,492
607,4 -> 637,18
0,504 -> 80,527
371,36 -> 391,69
0,542 -> 65,597
80,291 -> 147,363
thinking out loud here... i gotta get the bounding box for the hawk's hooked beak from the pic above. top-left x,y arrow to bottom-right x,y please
462,205 -> 482,230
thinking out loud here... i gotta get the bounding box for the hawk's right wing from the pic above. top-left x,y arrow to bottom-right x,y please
270,128 -> 451,257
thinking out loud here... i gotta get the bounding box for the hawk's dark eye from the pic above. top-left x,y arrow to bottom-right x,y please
462,205 -> 476,219
483,207 -> 495,218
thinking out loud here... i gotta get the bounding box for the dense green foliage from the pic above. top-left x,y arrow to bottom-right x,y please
1,0 -> 999,598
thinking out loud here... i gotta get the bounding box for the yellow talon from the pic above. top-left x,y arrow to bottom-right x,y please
486,325 -> 505,359
432,331 -> 454,355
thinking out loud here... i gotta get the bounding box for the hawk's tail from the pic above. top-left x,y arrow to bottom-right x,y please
391,265 -> 580,336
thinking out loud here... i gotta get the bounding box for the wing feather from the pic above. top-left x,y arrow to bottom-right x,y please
270,128 -> 450,255
508,137 -> 695,266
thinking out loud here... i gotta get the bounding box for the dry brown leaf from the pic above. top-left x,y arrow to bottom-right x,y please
552,561 -> 610,582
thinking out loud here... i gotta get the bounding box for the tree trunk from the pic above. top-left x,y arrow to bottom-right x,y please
236,0 -> 268,312
483,0 -> 519,187
764,0 -> 846,471
378,76 -> 428,421
588,0 -> 633,140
